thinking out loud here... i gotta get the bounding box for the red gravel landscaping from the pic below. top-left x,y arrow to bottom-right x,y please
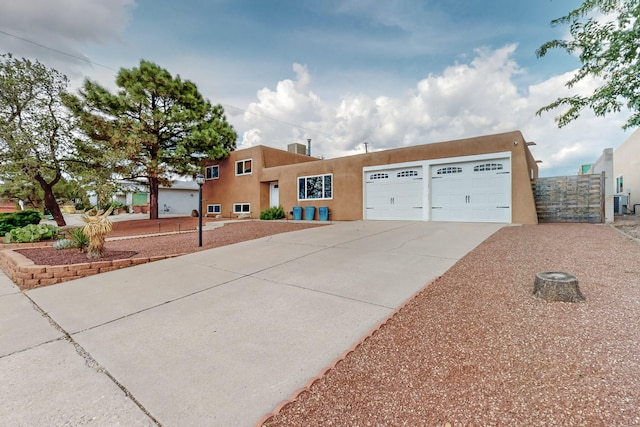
5,217 -> 324,269
260,223 -> 640,426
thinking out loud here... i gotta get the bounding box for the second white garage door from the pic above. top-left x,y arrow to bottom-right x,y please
431,158 -> 511,223
365,167 -> 424,220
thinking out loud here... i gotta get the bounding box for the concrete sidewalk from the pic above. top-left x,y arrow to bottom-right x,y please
1,221 -> 504,426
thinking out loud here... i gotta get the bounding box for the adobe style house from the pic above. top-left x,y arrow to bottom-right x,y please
201,130 -> 540,224
580,148 -> 614,222
614,128 -> 640,215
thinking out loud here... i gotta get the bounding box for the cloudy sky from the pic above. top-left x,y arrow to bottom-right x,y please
0,0 -> 631,176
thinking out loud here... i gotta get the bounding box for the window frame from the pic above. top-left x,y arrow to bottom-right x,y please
369,173 -> 389,180
298,173 -> 333,201
473,163 -> 504,172
233,203 -> 251,213
616,175 -> 624,193
397,170 -> 419,178
436,166 -> 463,175
206,165 -> 219,180
207,204 -> 221,215
235,159 -> 252,176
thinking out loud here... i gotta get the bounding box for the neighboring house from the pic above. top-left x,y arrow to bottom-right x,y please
114,180 -> 199,215
158,180 -> 199,216
580,148 -> 614,222
613,128 -> 640,215
0,199 -> 18,213
202,130 -> 540,224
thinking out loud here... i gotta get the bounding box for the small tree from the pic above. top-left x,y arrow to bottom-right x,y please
81,207 -> 113,259
537,0 -> 640,128
0,54 -> 76,226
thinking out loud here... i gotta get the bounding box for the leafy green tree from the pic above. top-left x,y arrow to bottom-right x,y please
0,54 -> 76,225
537,0 -> 640,128
0,173 -> 89,211
67,59 -> 237,220
0,174 -> 41,209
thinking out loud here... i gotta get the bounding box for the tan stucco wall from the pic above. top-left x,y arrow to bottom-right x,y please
202,131 -> 539,224
614,128 -> 640,209
201,146 -> 318,217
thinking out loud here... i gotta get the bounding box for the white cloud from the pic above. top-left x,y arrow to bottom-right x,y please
1,0 -> 134,42
0,0 -> 135,78
239,44 -> 629,175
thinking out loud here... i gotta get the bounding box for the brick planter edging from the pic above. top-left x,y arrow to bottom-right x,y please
0,248 -> 184,290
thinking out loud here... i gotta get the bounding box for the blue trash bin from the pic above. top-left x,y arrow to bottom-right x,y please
318,206 -> 329,221
292,206 -> 302,220
304,206 -> 316,220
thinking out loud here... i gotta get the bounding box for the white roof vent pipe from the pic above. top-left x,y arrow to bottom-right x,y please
307,138 -> 311,156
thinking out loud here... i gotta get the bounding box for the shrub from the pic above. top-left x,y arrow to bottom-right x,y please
0,209 -> 43,235
75,200 -> 90,211
101,201 -> 124,214
3,223 -> 58,243
68,227 -> 89,252
53,238 -> 77,250
260,206 -> 285,220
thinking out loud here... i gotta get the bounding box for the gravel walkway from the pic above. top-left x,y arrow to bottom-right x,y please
261,223 -> 640,426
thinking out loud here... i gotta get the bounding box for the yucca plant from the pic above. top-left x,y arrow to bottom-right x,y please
68,227 -> 89,252
81,207 -> 114,259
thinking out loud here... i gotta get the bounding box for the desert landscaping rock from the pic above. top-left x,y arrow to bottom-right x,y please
261,223 -> 640,426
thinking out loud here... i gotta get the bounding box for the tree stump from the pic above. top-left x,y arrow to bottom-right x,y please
533,272 -> 585,302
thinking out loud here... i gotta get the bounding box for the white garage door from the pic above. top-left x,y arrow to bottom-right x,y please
431,159 -> 511,223
365,167 -> 423,220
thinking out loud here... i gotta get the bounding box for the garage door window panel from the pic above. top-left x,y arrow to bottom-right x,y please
436,167 -> 463,175
473,163 -> 504,172
369,173 -> 389,180
397,170 -> 419,178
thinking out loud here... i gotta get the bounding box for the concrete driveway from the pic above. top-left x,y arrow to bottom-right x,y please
1,220 -> 503,426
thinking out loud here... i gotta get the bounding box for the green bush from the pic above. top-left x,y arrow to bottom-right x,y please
0,209 -> 43,235
260,206 -> 285,220
3,223 -> 58,243
99,201 -> 125,213
67,227 -> 89,252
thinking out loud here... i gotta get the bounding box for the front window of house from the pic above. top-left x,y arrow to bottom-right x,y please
298,174 -> 332,200
207,204 -> 221,214
206,165 -> 219,180
236,159 -> 252,175
233,203 -> 251,213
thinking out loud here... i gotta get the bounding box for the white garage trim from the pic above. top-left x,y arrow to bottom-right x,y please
363,152 -> 512,223
364,165 -> 424,220
430,156 -> 511,223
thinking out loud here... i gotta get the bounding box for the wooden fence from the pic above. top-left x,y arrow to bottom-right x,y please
532,173 -> 604,223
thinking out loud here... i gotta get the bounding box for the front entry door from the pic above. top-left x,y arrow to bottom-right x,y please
270,182 -> 279,207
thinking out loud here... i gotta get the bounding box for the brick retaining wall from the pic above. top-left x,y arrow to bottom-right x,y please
0,248 -> 183,290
